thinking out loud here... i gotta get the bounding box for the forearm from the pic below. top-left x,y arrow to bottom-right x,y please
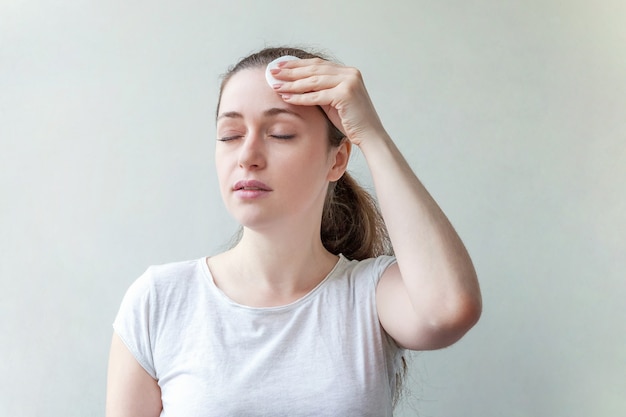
360,132 -> 482,323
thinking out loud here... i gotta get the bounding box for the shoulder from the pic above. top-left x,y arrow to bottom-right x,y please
121,258 -> 207,304
114,257 -> 212,337
339,255 -> 397,285
325,255 -> 397,302
145,258 -> 204,285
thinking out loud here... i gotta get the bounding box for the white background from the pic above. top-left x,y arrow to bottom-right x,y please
1,1 -> 625,416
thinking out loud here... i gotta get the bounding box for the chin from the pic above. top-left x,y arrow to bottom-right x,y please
229,211 -> 276,231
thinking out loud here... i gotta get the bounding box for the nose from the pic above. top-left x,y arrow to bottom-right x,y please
238,132 -> 266,170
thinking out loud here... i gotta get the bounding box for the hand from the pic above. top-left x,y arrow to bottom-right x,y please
270,58 -> 387,147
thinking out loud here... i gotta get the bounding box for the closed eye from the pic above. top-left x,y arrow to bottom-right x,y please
270,134 -> 296,140
217,135 -> 243,142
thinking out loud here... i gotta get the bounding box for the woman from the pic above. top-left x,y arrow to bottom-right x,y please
106,47 -> 482,416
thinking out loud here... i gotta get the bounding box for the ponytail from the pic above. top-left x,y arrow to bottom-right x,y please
321,172 -> 393,260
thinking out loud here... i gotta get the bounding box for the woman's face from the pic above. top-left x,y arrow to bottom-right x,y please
215,68 -> 347,231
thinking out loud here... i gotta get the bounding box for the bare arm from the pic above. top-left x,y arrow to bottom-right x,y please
106,333 -> 162,417
361,134 -> 481,350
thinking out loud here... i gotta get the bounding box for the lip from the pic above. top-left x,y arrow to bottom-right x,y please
232,179 -> 273,199
232,179 -> 272,192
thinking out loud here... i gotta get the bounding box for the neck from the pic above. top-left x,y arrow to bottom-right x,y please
236,226 -> 337,285
212,225 -> 339,307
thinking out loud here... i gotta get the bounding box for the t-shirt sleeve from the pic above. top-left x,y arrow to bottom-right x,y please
360,255 -> 406,383
112,269 -> 157,379
369,255 -> 397,286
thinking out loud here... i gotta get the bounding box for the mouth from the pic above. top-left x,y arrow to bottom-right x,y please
233,179 -> 272,192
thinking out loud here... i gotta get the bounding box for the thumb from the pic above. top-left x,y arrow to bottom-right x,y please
321,105 -> 346,136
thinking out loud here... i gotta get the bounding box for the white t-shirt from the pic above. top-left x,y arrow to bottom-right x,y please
113,254 -> 404,417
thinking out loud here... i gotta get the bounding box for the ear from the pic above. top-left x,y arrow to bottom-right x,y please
327,140 -> 351,182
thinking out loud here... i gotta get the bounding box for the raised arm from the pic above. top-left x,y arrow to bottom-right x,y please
360,131 -> 481,350
271,58 -> 482,350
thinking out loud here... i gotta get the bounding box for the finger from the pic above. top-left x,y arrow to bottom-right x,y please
273,74 -> 344,95
276,57 -> 329,70
270,61 -> 346,82
279,90 -> 345,134
279,89 -> 337,108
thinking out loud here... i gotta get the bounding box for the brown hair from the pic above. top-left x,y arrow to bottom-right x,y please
216,46 -> 393,261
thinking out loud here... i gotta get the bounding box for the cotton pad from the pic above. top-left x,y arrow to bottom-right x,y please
265,55 -> 300,87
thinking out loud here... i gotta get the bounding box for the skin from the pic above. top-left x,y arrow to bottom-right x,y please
106,58 -> 482,416
106,334 -> 162,417
209,68 -> 351,307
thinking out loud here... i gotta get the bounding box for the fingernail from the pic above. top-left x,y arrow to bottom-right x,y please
272,83 -> 283,90
280,94 -> 291,100
270,68 -> 281,74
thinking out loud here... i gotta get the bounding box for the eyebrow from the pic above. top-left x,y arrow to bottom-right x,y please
216,107 -> 304,121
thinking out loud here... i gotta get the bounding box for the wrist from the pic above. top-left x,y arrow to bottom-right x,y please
353,128 -> 393,153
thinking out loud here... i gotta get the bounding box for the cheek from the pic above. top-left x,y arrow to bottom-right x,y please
214,150 -> 231,189
293,152 -> 334,190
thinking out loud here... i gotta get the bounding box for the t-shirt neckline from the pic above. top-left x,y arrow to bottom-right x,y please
199,254 -> 347,312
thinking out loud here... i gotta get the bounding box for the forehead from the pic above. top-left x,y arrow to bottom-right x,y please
220,68 -> 275,104
218,68 -> 321,121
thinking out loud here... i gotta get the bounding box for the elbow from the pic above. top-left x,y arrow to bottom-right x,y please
457,293 -> 482,333
440,267 -> 482,342
419,291 -> 482,350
